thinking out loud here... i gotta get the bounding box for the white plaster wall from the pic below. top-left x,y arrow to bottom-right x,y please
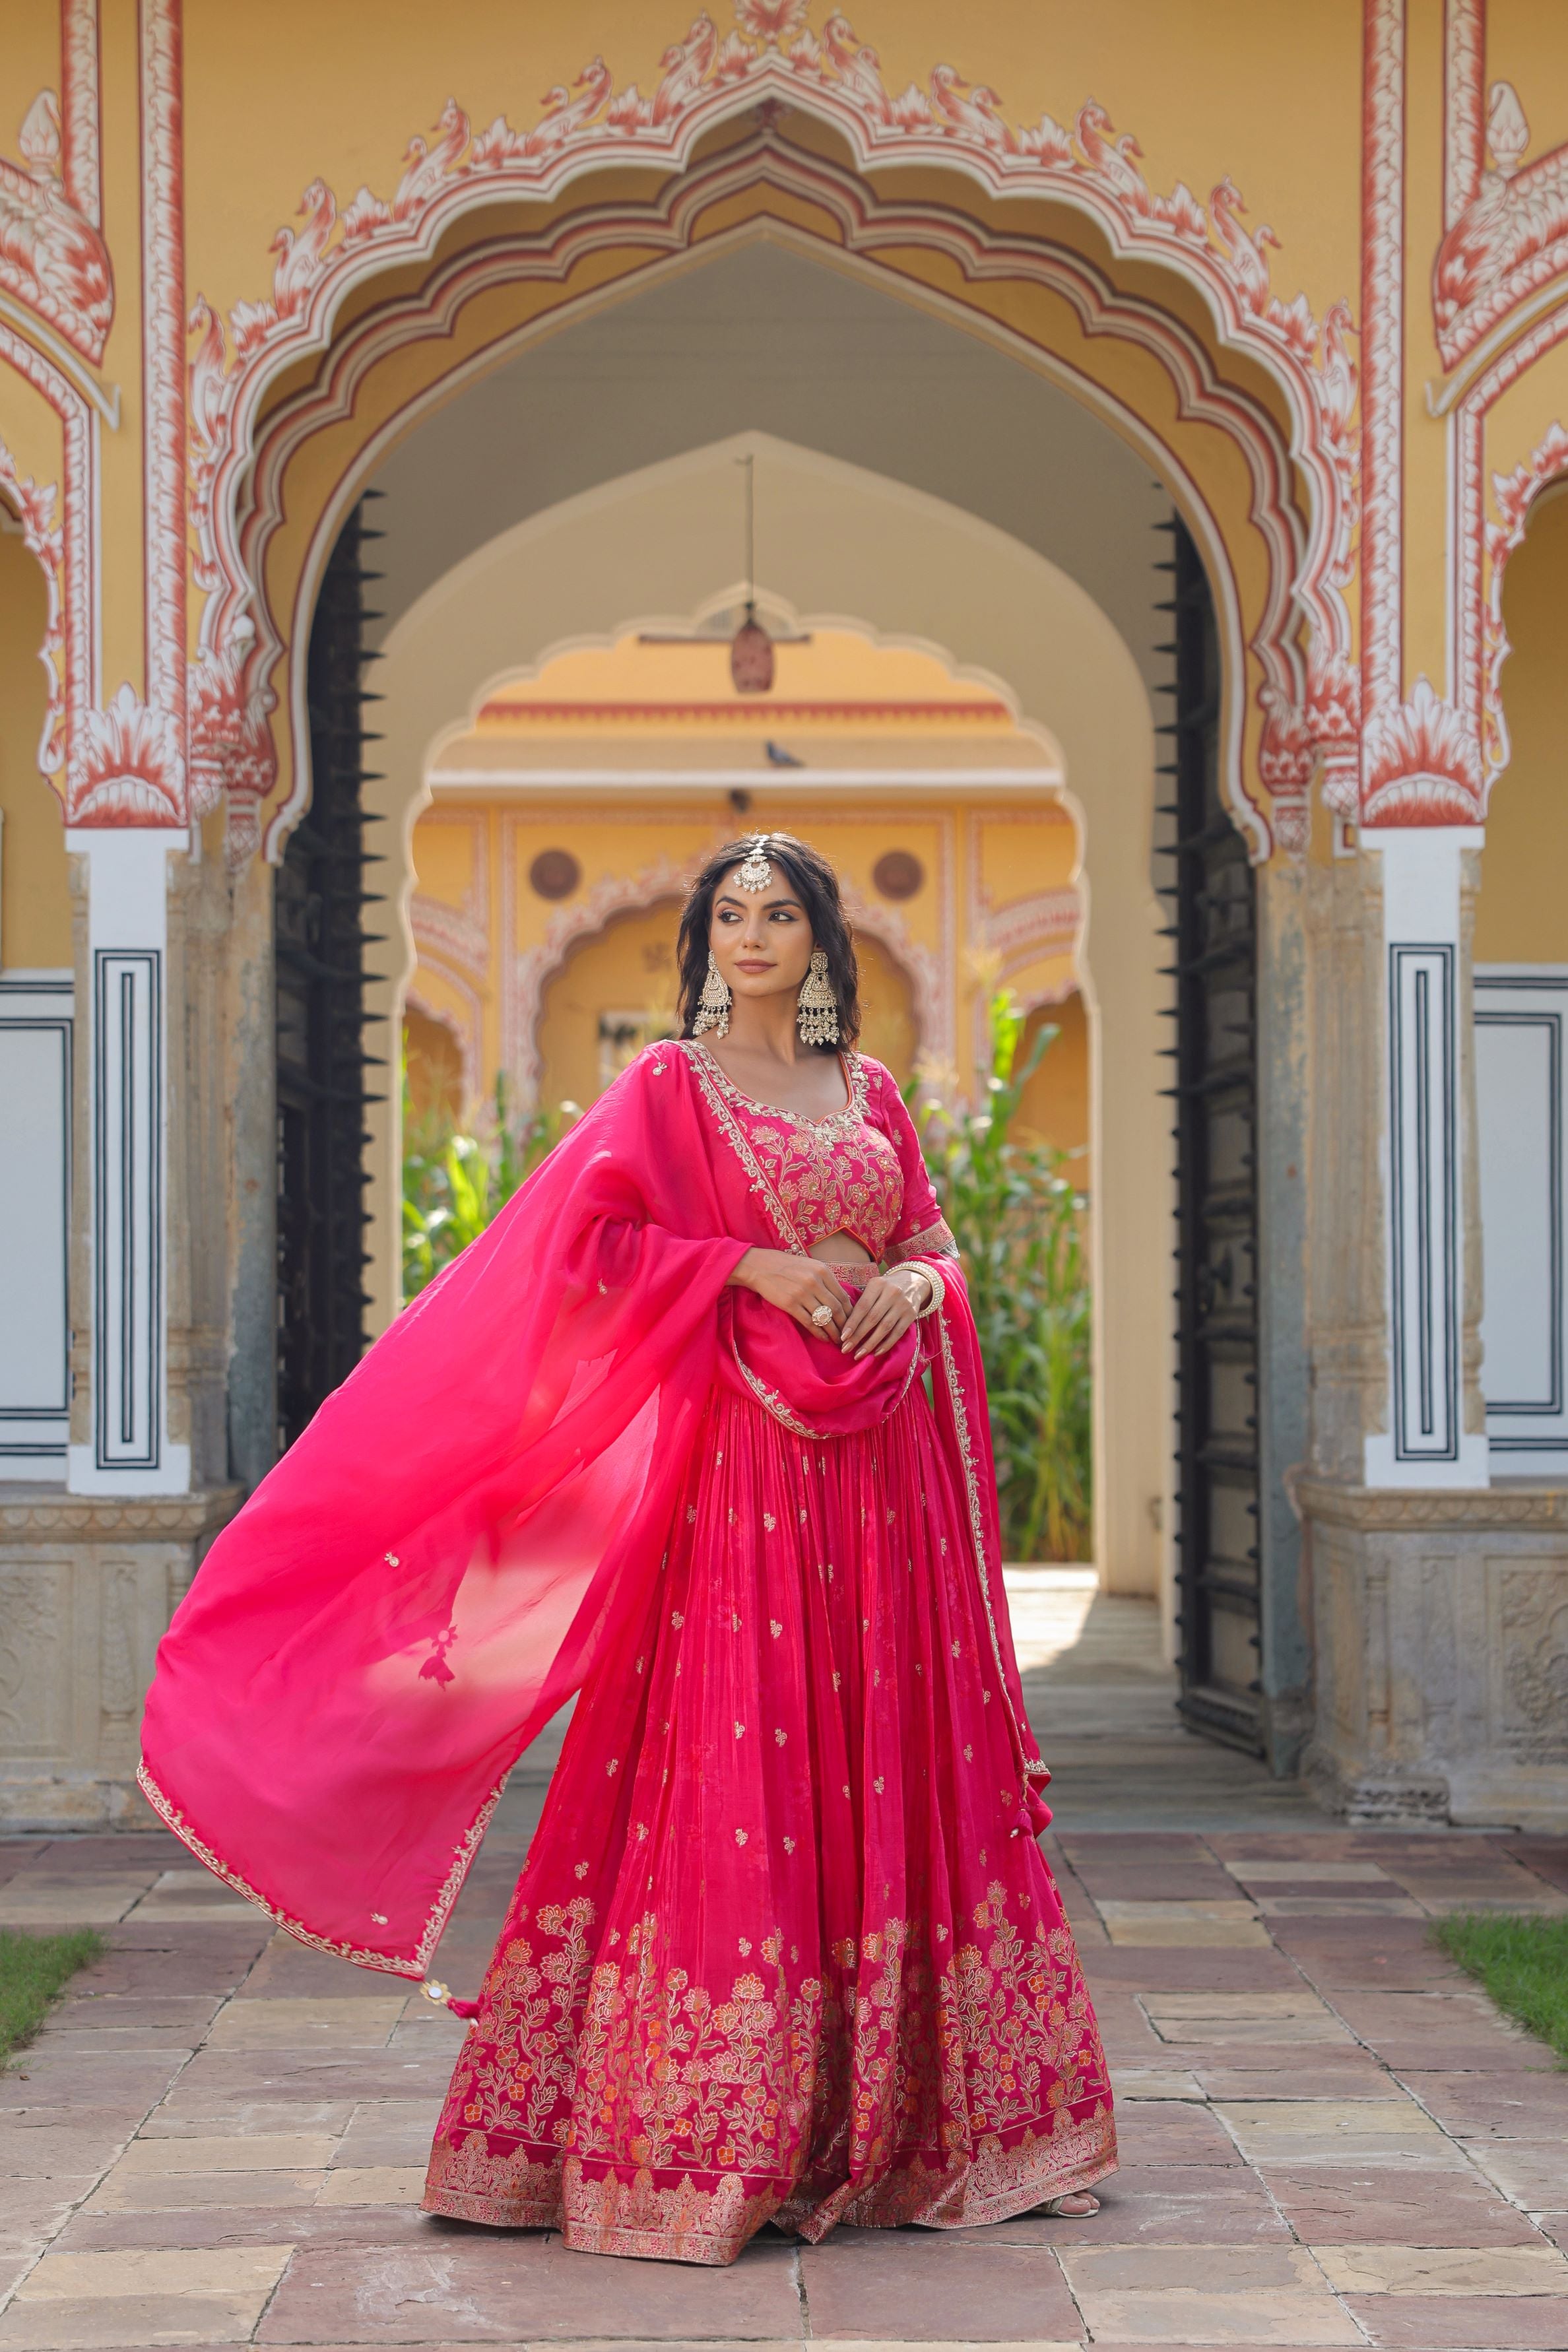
370,434 -> 1167,1597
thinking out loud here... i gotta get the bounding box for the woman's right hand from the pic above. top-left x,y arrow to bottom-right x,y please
728,1249 -> 851,1338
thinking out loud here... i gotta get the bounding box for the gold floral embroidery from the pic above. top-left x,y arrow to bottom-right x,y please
888,1218 -> 961,1263
424,1882 -> 1113,2261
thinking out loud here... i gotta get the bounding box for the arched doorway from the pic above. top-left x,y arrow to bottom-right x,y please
228,96 -> 1326,1746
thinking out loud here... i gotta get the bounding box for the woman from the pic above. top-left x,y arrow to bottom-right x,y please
139,833 -> 1113,2266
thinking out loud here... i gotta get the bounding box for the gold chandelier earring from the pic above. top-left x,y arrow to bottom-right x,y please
797,949 -> 839,1047
693,952 -> 732,1038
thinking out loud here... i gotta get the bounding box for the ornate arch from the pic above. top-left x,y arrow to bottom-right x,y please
182,11 -> 1357,864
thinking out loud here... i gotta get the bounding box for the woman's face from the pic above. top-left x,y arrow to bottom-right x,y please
707,868 -> 816,1009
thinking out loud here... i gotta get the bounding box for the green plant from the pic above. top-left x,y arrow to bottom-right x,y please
915,993 -> 1092,1563
0,1928 -> 103,2062
402,1071 -> 578,1299
1431,1913 -> 1568,2064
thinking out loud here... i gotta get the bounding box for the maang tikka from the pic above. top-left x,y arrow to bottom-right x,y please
735,835 -> 773,892
797,949 -> 839,1047
693,952 -> 732,1038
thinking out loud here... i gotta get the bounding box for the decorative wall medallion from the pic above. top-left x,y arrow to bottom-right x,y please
872,850 -> 924,901
529,849 -> 582,901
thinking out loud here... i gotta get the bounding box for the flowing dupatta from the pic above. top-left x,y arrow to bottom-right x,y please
139,1045 -> 1048,1982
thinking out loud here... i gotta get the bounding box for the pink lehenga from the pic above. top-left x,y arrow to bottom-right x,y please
139,1041 -> 1113,2266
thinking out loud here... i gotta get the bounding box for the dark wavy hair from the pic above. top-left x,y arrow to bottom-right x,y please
676,833 -> 861,1051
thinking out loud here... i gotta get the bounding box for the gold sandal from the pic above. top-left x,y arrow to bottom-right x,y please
1035,2192 -> 1101,2217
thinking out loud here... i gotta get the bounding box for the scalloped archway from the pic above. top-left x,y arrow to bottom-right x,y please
183,73 -> 1356,868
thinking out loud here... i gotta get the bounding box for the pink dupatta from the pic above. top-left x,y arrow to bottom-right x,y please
138,1045 -> 1047,1980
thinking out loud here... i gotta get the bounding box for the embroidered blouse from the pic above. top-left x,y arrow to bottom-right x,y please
681,1042 -> 958,1265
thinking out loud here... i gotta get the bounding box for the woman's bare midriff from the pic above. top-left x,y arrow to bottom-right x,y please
807,1231 -> 874,1264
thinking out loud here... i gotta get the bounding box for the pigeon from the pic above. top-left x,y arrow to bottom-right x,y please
764,740 -> 804,768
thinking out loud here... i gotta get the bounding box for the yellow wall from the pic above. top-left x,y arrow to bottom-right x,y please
1476,486 -> 1568,965
1020,995 -> 1091,1173
0,525 -> 69,971
408,789 -> 1086,1154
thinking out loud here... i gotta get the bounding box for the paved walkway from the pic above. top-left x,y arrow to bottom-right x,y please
2,1577 -> 1567,2351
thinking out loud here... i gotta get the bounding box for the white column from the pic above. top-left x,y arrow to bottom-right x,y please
64,828 -> 189,1496
1364,827 -> 1489,1488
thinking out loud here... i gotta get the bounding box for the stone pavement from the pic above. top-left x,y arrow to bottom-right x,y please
1,1576 -> 1567,2351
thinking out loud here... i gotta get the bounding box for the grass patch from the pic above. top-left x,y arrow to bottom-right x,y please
1432,1912 -> 1568,2064
0,1926 -> 104,2063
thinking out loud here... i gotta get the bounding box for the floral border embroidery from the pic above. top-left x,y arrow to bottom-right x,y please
135,1757 -> 507,1978
678,1041 -> 809,1255
690,1038 -> 869,1144
888,1218 -> 960,1264
929,1315 -> 1047,1790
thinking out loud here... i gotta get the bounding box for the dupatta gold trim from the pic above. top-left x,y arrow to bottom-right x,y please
135,1756 -> 507,1980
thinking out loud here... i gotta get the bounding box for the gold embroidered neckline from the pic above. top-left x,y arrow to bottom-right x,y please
686,1041 -> 867,1138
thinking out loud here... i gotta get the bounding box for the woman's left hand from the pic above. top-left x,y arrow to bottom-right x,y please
839,1269 -> 926,1359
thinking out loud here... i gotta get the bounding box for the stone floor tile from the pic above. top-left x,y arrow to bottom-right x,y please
1194,2064 -> 1395,2100
314,2167 -> 425,2205
1255,1897 -> 1427,1919
1398,2071 -> 1568,2139
256,2235 -> 802,2344
1533,2212 -> 1568,2254
1466,2141 -> 1568,2205
1056,2243 -> 1361,2346
0,2177 -> 98,2234
172,2048 -> 458,2104
205,1997 -> 407,2050
1340,2293 -> 1568,2347
1140,1990 -> 1348,2044
86,2168 -> 327,2212
1214,2098 -> 1462,2169
53,2207 -> 431,2254
115,2131 -> 343,2173
799,2233 -> 1083,2345
1222,1861 -> 1395,1884
0,2126 -> 132,2177
1107,2102 -> 1245,2166
1375,2039 -> 1557,2075
1110,2068 -> 1205,2101
143,2101 -> 358,2138
243,1938 -> 391,1998
1096,1903 -> 1270,1949
1204,1833 -> 1368,1859
1080,1947 -> 1300,1989
1501,1838 -> 1568,1894
329,2103 -> 446,2169
1068,1868 -> 1245,1902
0,2289 -> 275,2347
1182,2042 -> 1396,2075
0,1878 -> 154,1925
0,2054 -> 185,2110
1313,2244 -> 1568,2294
387,2020 -> 469,2056
15,2242 -> 294,2298
963,2164 -> 1290,2247
49,1994 -> 224,2035
1264,2165 -> 1549,2246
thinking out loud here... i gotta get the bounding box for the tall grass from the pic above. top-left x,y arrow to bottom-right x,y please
915,993 -> 1092,1563
0,1928 -> 103,2061
402,1074 -> 579,1299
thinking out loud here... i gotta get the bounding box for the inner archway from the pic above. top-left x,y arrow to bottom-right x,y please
371,431 -> 1163,1608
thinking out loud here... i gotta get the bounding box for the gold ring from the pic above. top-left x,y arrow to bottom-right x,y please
810,1303 -> 835,1326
